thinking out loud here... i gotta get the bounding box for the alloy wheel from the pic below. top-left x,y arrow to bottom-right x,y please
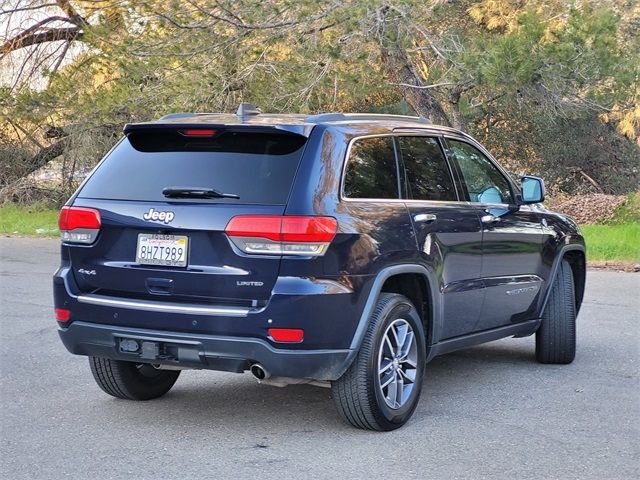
377,318 -> 418,409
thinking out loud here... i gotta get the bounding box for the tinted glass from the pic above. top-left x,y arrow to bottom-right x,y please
78,131 -> 307,204
398,136 -> 457,201
344,137 -> 398,199
447,139 -> 513,204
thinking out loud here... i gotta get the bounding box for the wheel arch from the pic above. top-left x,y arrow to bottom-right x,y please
540,244 -> 586,316
344,265 -> 440,369
379,272 -> 434,346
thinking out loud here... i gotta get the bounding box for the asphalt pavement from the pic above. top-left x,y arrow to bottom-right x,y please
0,237 -> 638,480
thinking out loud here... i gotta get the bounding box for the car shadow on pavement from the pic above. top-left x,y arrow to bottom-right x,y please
94,339 -> 540,433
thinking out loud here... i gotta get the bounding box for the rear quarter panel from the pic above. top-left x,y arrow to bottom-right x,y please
281,125 -> 419,339
283,125 -> 418,278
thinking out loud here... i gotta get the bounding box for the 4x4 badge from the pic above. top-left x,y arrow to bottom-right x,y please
142,208 -> 175,224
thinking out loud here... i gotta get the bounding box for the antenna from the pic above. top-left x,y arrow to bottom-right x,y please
236,103 -> 261,118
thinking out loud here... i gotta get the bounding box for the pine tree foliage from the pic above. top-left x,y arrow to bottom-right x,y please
1,0 -> 638,199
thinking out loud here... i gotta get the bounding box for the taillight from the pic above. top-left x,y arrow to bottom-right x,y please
225,215 -> 337,256
58,206 -> 101,244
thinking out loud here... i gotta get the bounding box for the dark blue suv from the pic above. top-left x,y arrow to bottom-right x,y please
54,104 -> 586,430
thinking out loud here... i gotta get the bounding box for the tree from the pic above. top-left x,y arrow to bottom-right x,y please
1,0 -> 638,200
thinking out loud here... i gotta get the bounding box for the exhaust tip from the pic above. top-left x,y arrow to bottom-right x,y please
250,364 -> 269,381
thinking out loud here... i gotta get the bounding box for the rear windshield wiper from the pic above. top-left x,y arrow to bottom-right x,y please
162,187 -> 240,199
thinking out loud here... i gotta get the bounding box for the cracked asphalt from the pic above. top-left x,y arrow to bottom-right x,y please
1,237 -> 638,480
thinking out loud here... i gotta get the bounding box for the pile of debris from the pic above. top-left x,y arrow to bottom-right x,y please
549,194 -> 628,224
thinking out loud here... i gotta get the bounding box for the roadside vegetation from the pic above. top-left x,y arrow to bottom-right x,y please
581,193 -> 640,263
0,202 -> 58,236
2,193 -> 638,262
581,223 -> 640,262
603,192 -> 640,225
1,0 -> 639,206
1,1 -> 638,262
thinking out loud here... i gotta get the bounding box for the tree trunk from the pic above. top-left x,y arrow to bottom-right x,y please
0,138 -> 70,188
377,7 -> 452,127
445,85 -> 472,131
0,138 -> 70,202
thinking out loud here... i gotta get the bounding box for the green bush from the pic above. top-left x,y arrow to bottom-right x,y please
581,223 -> 640,262
0,203 -> 59,236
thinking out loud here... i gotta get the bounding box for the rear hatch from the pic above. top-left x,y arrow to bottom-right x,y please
65,125 -> 308,308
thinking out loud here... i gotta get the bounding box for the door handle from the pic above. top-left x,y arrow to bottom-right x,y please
481,214 -> 501,224
414,213 -> 437,223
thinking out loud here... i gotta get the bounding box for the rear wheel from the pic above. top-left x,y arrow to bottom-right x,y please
89,357 -> 180,400
332,293 -> 426,431
536,259 -> 576,364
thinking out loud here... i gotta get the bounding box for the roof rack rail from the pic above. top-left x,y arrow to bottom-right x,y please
159,104 -> 262,121
305,113 -> 430,124
158,112 -> 198,120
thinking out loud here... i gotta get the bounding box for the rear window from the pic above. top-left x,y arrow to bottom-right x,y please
343,136 -> 399,199
78,130 -> 307,204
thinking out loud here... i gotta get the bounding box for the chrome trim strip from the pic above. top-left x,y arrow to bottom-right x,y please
339,132 -> 463,204
77,294 -> 252,317
482,274 -> 544,288
442,274 -> 543,294
101,261 -> 250,275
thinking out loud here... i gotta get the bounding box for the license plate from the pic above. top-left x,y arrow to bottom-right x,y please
136,234 -> 188,267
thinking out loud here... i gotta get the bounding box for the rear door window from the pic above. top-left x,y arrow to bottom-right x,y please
343,136 -> 399,199
78,130 -> 307,204
397,136 -> 457,201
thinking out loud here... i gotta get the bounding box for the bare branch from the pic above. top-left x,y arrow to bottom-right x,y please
389,81 -> 456,89
375,6 -> 452,127
155,13 -> 206,30
190,0 -> 344,31
6,15 -> 78,40
5,120 -> 44,150
302,21 -> 338,35
1,0 -> 89,57
574,168 -> 604,192
0,3 -> 57,16
49,40 -> 70,76
469,92 -> 506,109
24,137 -> 71,177
1,26 -> 83,56
213,0 -> 245,24
413,24 -> 447,61
449,80 -> 475,102
54,0 -> 88,26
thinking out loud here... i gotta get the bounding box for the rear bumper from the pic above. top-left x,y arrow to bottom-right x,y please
54,265 -> 374,380
59,321 -> 351,380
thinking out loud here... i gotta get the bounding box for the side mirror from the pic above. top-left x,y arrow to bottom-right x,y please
521,176 -> 545,204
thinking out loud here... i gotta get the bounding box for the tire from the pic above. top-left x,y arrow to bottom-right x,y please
536,259 -> 576,364
89,357 -> 180,400
332,293 -> 426,431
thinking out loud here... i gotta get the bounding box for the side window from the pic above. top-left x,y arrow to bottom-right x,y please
447,139 -> 513,204
344,136 -> 399,199
397,136 -> 457,201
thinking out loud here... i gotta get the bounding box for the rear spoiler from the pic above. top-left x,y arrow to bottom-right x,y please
123,122 -> 314,137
